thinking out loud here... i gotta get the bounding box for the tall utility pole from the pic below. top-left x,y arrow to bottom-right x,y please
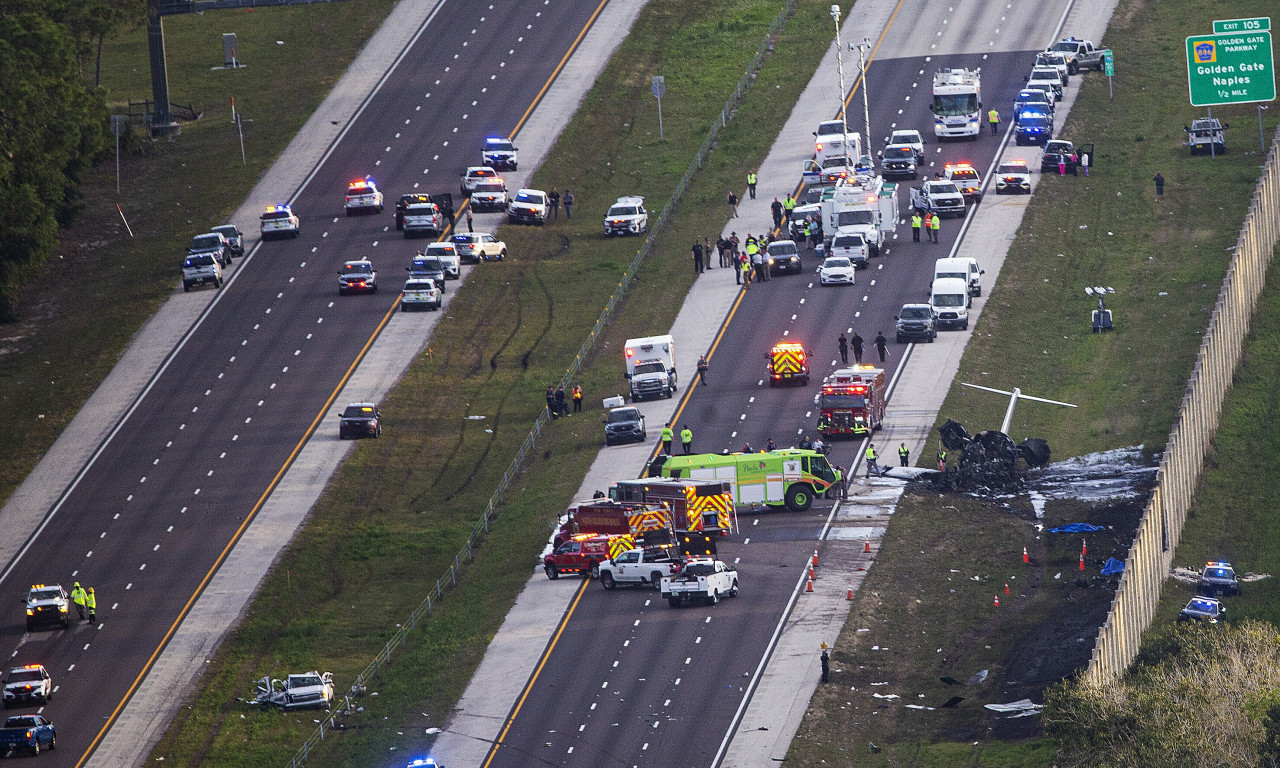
830,5 -> 848,164
857,38 -> 872,149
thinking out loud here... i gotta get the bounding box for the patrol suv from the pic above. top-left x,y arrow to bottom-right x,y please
259,204 -> 300,239
507,189 -> 549,225
481,137 -> 518,170
400,278 -> 442,312
994,160 -> 1031,194
24,585 -> 70,632
942,163 -> 983,204
400,198 -> 445,237
468,180 -> 509,212
1197,561 -> 1240,597
460,166 -> 499,196
337,259 -> 378,295
423,242 -> 460,279
1027,67 -> 1064,101
338,402 -> 381,439
603,196 -> 649,237
881,144 -> 919,179
344,179 -> 384,215
451,232 -> 506,263
182,253 -> 223,292
3,665 -> 51,708
187,232 -> 232,267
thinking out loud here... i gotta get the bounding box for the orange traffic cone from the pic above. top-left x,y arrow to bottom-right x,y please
1082,539 -> 1088,556
806,576 -> 815,593
1078,554 -> 1085,571
812,549 -> 819,568
1004,582 -> 1010,595
864,540 -> 872,554
809,564 -> 816,582
994,594 -> 1000,607
846,583 -> 854,600
1022,546 -> 1029,564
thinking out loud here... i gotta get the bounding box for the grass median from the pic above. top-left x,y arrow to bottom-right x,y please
785,0 -> 1280,762
0,0 -> 398,508
147,1 -> 841,765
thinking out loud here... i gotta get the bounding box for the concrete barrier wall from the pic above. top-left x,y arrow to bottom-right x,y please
1084,128 -> 1280,684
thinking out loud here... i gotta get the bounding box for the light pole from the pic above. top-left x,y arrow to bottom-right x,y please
857,38 -> 872,153
831,5 -> 849,166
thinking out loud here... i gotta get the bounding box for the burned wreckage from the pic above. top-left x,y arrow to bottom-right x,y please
936,419 -> 1051,491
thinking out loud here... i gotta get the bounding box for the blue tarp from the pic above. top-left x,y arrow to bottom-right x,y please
1046,523 -> 1105,533
1101,557 -> 1125,575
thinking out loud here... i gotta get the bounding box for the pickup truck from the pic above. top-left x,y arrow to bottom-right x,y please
597,547 -> 681,591
910,180 -> 966,218
1046,37 -> 1105,74
661,558 -> 738,607
253,671 -> 335,710
0,715 -> 56,756
544,535 -> 612,579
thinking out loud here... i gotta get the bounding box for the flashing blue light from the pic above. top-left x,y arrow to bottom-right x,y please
407,759 -> 438,768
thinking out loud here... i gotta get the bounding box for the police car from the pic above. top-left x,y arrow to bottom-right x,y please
942,163 -> 983,204
24,585 -> 70,632
507,189 -> 549,225
3,665 -> 52,707
451,232 -> 506,263
1177,596 -> 1225,624
338,402 -> 381,439
187,231 -> 232,267
603,196 -> 649,237
423,242 -> 461,279
344,179 -> 384,216
337,259 -> 378,295
460,166 -> 499,196
481,137 -> 518,170
994,160 -> 1031,195
1197,561 -> 1240,597
400,278 -> 442,312
468,180 -> 509,212
260,204 -> 300,239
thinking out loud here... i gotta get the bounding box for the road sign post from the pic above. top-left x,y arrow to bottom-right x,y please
1103,50 -> 1114,100
109,115 -> 127,193
651,76 -> 666,140
1185,30 -> 1276,106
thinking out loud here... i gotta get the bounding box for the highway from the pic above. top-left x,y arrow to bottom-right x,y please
481,0 -> 1082,763
0,0 -> 610,764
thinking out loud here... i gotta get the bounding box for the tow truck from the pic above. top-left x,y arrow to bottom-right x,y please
767,341 -> 810,386
816,366 -> 885,437
344,178 -> 384,215
942,163 -> 984,204
661,557 -> 738,607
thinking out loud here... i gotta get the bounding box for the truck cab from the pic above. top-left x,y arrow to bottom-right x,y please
24,585 -> 70,632
596,547 -> 681,591
817,366 -> 885,437
661,558 -> 738,607
624,335 -> 677,401
911,180 -> 966,218
813,120 -> 862,165
895,303 -> 937,343
941,163 -> 983,204
1047,37 -> 1104,74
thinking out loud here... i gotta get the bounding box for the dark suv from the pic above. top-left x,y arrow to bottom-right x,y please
338,403 -> 381,439
895,303 -> 937,343
604,406 -> 646,446
407,257 -> 447,292
188,232 -> 232,267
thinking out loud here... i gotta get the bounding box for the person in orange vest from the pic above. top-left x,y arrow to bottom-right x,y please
571,384 -> 583,413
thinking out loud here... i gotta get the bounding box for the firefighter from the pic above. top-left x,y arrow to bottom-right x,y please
937,446 -> 947,472
70,582 -> 87,621
661,424 -> 674,455
680,425 -> 693,455
865,445 -> 880,478
86,587 -> 97,623
571,383 -> 583,413
899,443 -> 910,467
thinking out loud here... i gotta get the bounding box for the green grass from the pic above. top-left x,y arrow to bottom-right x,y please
0,0 -> 399,506
785,0 -> 1280,761
148,1 -> 843,765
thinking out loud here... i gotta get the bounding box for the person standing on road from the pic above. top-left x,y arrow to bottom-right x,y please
747,171 -> 758,199
692,240 -> 705,274
873,331 -> 888,363
851,331 -> 865,364
911,211 -> 922,242
771,198 -> 784,231
563,189 -> 574,217
740,253 -> 752,288
661,423 -> 674,455
71,582 -> 87,621
820,649 -> 830,683
838,332 -> 849,364
704,237 -> 714,269
837,466 -> 849,498
572,383 -> 583,413
1152,172 -> 1164,201
547,188 -> 561,219
696,354 -> 710,385
783,193 -> 796,219
899,442 -> 910,467
680,425 -> 694,455
865,445 -> 880,478
466,209 -> 474,233
929,212 -> 941,244
988,107 -> 1000,135
766,437 -> 777,452
727,189 -> 739,217
86,587 -> 97,623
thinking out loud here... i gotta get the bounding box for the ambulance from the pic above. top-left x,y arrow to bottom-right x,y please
649,449 -> 841,513
767,341 -> 810,386
816,366 -> 886,437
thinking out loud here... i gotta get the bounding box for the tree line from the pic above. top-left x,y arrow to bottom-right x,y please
0,0 -> 144,320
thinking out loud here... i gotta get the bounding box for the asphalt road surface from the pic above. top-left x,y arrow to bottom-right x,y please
482,45 -> 1048,768
0,0 -> 608,764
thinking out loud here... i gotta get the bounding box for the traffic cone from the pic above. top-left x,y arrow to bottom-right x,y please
1004,582 -> 1010,595
994,594 -> 1000,607
846,583 -> 854,600
812,549 -> 819,568
1022,546 -> 1029,564
1078,554 -> 1085,571
864,540 -> 872,554
806,576 -> 814,593
809,564 -> 816,582
1082,539 -> 1088,556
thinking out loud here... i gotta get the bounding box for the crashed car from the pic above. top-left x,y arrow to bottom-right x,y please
254,671 -> 335,709
1196,561 -> 1240,597
1177,596 -> 1225,624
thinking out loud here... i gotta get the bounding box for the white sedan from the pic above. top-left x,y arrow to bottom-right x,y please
818,256 -> 857,286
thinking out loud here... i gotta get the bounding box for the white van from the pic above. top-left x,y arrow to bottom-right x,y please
930,277 -> 971,330
934,257 -> 984,297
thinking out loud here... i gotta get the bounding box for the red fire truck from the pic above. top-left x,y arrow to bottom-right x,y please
607,478 -> 735,534
554,500 -> 673,549
817,366 -> 886,437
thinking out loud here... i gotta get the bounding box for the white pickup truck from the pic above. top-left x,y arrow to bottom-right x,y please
597,547 -> 681,591
660,557 -> 738,607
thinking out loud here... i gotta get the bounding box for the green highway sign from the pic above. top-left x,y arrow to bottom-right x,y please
1103,49 -> 1114,76
1214,17 -> 1270,34
1186,31 -> 1276,106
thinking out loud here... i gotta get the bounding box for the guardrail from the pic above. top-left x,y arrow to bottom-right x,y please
281,1 -> 798,765
1083,126 -> 1280,684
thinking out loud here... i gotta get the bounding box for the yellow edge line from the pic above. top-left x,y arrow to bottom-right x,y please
480,579 -> 590,767
509,0 -> 611,140
75,298 -> 402,768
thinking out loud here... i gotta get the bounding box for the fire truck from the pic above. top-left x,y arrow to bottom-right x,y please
649,449 -> 841,512
553,500 -> 674,549
607,478 -> 735,534
817,366 -> 886,437
767,341 -> 810,386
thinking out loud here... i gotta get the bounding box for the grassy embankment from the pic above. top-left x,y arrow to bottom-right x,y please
785,0 -> 1279,763
147,0 -> 842,765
